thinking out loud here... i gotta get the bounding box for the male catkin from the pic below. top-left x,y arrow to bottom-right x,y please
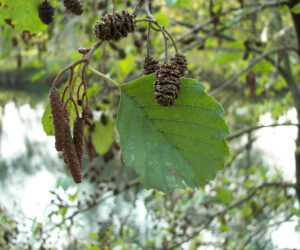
49,88 -> 65,151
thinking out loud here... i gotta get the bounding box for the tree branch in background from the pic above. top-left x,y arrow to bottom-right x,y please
132,0 -> 145,17
47,178 -> 140,233
170,182 -> 296,249
289,0 -> 300,55
176,1 -> 290,43
209,47 -> 299,96
228,123 -> 300,141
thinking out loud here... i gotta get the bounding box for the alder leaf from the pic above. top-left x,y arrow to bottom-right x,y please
117,74 -> 230,192
0,0 -> 48,33
92,120 -> 115,155
292,2 -> 300,14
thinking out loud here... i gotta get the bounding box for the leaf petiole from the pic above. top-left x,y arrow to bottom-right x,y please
88,66 -> 120,88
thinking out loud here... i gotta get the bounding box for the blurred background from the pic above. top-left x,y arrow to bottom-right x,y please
0,0 -> 300,249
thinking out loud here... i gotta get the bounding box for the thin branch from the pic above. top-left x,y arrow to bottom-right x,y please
170,181 -> 296,249
147,21 -> 151,57
84,40 -> 104,62
132,0 -> 145,17
176,1 -> 289,43
228,123 -> 300,141
47,178 -> 140,232
209,47 -> 299,96
145,0 -> 169,61
51,59 -> 87,89
163,28 -> 178,54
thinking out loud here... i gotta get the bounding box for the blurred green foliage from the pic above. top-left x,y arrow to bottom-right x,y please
0,0 -> 299,249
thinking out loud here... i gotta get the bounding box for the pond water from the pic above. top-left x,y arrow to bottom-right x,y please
0,102 -> 299,248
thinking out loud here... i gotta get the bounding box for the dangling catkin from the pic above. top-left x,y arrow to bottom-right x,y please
63,120 -> 82,183
73,117 -> 84,170
49,88 -> 65,151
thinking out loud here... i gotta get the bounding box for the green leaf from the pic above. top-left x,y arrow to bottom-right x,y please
117,74 -> 230,192
213,189 -> 232,204
88,247 -> 100,250
116,55 -> 136,81
165,0 -> 178,6
292,3 -> 300,14
68,190 -> 79,202
218,224 -> 230,232
0,0 -> 47,33
153,12 -> 169,27
92,120 -> 115,155
42,103 -> 54,136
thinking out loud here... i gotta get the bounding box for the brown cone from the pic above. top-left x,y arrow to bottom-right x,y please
63,0 -> 83,15
170,54 -> 188,77
38,0 -> 55,25
154,63 -> 181,106
142,56 -> 160,75
49,88 -> 65,151
93,10 -> 136,41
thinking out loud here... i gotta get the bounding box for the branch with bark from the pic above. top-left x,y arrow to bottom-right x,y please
170,182 -> 296,249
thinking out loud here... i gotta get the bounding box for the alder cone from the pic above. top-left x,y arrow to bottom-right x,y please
49,88 -> 65,151
38,0 -> 55,25
142,56 -> 160,75
73,117 -> 84,170
93,10 -> 136,41
63,120 -> 82,183
170,54 -> 188,77
154,63 -> 181,106
63,0 -> 83,15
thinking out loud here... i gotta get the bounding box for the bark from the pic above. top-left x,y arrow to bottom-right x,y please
296,110 -> 300,201
289,0 -> 300,55
275,8 -> 300,202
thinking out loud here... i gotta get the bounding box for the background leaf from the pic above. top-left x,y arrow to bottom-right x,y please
164,0 -> 179,6
117,74 -> 229,192
292,3 -> 300,14
0,0 -> 47,33
92,120 -> 115,155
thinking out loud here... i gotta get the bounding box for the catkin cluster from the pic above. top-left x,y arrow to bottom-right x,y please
49,88 -> 84,183
37,0 -> 84,25
142,54 -> 188,106
38,0 -> 55,25
154,63 -> 181,106
93,10 -> 136,41
142,56 -> 161,75
63,0 -> 83,15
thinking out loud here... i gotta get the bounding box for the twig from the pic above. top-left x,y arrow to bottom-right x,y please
51,59 -> 87,89
147,21 -> 151,57
47,178 -> 140,232
145,0 -> 169,61
163,28 -> 178,54
170,181 -> 296,250
209,47 -> 299,96
176,1 -> 290,43
132,0 -> 145,17
228,123 -> 300,141
84,40 -> 104,62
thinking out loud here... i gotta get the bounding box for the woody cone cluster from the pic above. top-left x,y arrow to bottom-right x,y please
142,56 -> 160,75
154,63 -> 181,106
49,88 -> 83,183
93,10 -> 136,41
38,0 -> 55,25
63,0 -> 83,15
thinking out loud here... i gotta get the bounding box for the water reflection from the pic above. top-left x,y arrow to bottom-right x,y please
0,102 -> 299,248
